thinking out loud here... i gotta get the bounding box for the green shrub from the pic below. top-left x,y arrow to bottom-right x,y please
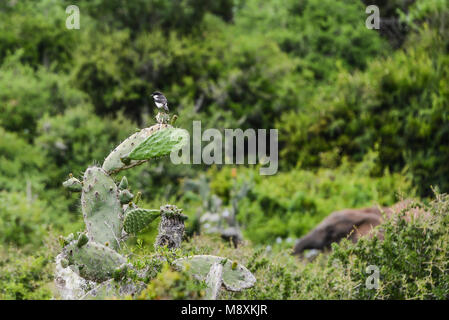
0,127 -> 45,192
0,191 -> 51,248
279,28 -> 449,196
137,263 -> 206,300
0,51 -> 88,140
330,192 -> 449,299
0,245 -> 54,300
63,0 -> 234,33
184,191 -> 449,300
235,0 -> 388,79
0,0 -> 78,70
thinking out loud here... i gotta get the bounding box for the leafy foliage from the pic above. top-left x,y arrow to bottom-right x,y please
330,193 -> 449,299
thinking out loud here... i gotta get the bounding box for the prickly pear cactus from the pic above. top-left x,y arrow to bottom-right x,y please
102,123 -> 172,174
124,208 -> 161,234
55,113 -> 200,299
81,166 -> 123,249
62,239 -> 127,282
124,127 -> 189,162
173,255 -> 256,292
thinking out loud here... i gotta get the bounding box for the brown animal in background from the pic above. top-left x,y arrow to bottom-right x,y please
292,199 -> 424,256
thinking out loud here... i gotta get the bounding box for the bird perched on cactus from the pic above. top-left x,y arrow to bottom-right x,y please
151,91 -> 169,112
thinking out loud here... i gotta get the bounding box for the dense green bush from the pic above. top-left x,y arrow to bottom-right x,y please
0,245 -> 55,300
0,191 -> 50,248
0,127 -> 45,192
330,192 -> 449,299
0,0 -> 78,70
137,263 -> 206,300
279,27 -> 449,196
235,0 -> 389,80
0,51 -> 88,140
65,0 -> 234,34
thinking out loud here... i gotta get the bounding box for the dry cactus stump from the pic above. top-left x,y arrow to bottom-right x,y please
155,205 -> 188,249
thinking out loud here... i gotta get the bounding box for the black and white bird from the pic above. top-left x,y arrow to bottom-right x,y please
151,91 -> 169,112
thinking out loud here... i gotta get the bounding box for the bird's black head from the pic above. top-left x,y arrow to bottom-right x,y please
151,91 -> 163,97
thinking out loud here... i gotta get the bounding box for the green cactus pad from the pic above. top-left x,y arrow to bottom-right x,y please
102,123 -> 172,174
81,166 -> 123,249
77,233 -> 89,248
123,208 -> 161,234
118,176 -> 128,190
62,177 -> 82,192
63,240 -> 127,282
124,127 -> 189,162
119,189 -> 134,204
173,255 -> 256,291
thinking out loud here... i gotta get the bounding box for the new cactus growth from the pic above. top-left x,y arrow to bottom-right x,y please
118,176 -> 128,190
62,176 -> 82,192
123,208 -> 161,234
77,233 -> 89,248
119,189 -> 134,204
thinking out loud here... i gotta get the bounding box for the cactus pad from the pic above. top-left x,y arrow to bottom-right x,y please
173,255 -> 256,291
119,189 -> 134,204
124,127 -> 189,162
102,123 -> 172,174
62,177 -> 82,192
81,166 -> 123,249
63,240 -> 127,282
118,176 -> 128,190
123,208 -> 161,234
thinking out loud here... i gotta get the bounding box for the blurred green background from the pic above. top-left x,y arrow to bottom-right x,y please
0,0 -> 448,299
